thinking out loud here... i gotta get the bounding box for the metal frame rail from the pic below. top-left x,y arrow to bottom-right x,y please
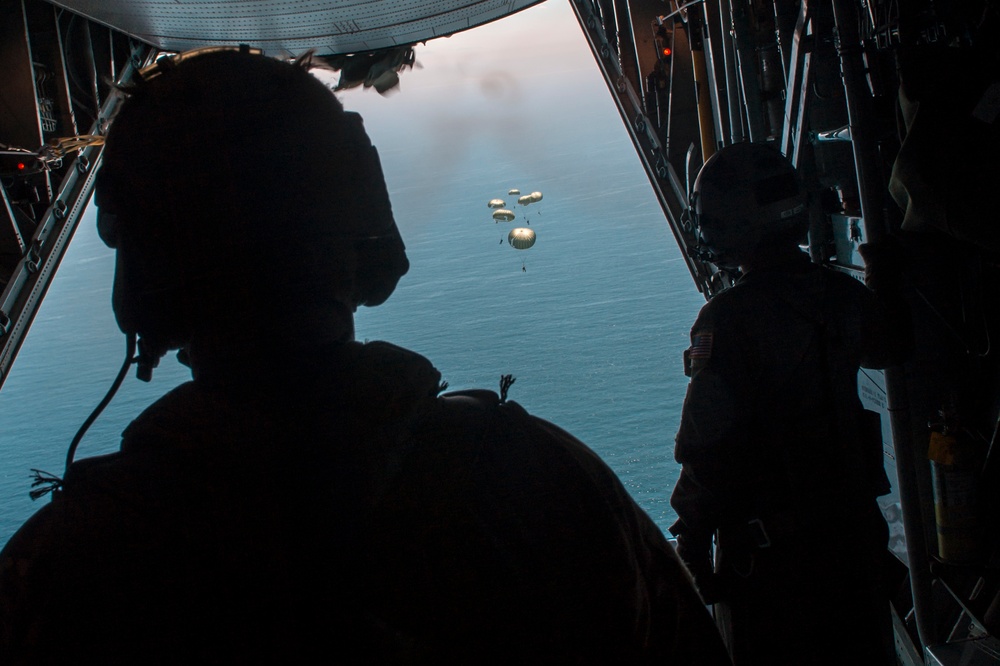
0,0 -> 150,389
568,0 -> 724,299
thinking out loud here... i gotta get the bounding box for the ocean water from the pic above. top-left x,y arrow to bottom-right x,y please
0,151 -> 706,547
0,4 -> 707,547
0,153 -> 704,548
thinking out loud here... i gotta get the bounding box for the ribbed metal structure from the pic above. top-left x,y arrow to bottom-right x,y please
50,0 -> 542,55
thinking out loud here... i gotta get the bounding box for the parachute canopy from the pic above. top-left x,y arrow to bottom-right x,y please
508,227 -> 536,249
488,198 -> 506,208
508,188 -> 520,196
517,191 -> 543,206
492,209 -> 516,222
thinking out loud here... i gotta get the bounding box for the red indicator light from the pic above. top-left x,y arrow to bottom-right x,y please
17,162 -> 26,171
663,47 -> 672,57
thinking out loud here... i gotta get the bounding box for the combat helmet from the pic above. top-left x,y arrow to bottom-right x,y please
689,142 -> 807,266
95,49 -> 409,375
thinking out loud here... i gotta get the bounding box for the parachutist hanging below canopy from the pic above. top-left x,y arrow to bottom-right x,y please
516,191 -> 542,225
508,227 -> 535,271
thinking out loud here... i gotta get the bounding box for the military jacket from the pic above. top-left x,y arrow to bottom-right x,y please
1,341 -> 729,665
671,254 -> 896,542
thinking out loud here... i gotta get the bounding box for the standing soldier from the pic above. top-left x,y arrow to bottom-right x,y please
669,142 -> 908,665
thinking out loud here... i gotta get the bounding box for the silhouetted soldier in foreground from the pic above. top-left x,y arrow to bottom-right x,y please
669,143 -> 908,665
0,50 -> 730,664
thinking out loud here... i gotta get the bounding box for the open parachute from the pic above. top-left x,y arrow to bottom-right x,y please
516,191 -> 543,206
508,227 -> 536,249
492,209 -> 515,222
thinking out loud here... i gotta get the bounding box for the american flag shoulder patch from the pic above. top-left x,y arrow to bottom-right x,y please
689,331 -> 714,359
683,330 -> 714,377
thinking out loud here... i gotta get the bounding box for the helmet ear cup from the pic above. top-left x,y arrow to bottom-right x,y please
108,213 -> 193,351
96,207 -> 120,249
96,177 -> 142,338
340,113 -> 409,306
97,165 -> 189,347
354,232 -> 408,307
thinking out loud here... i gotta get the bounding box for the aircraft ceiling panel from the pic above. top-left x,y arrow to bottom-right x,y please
48,0 -> 540,55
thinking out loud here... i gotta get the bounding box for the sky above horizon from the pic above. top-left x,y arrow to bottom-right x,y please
333,0 -> 629,232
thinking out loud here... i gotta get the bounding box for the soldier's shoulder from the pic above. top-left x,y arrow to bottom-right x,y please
695,281 -> 759,329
